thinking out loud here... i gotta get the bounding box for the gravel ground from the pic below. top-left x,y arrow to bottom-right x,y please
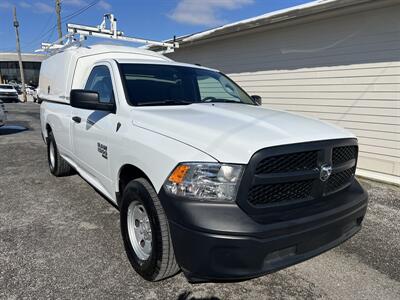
0,102 -> 399,300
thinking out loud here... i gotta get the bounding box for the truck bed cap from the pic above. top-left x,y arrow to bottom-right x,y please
61,44 -> 171,61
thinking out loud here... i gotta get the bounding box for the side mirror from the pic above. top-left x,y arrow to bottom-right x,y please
251,95 -> 262,106
70,89 -> 115,112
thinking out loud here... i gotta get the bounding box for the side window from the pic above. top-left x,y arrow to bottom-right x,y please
85,65 -> 115,103
197,75 -> 240,102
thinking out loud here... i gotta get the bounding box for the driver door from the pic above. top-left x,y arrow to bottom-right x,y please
71,64 -> 117,195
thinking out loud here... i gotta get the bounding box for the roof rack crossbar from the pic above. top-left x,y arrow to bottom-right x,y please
36,14 -> 179,54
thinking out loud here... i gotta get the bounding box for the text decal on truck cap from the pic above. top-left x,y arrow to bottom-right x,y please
97,142 -> 108,159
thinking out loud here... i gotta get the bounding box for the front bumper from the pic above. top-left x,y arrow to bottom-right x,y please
158,179 -> 368,282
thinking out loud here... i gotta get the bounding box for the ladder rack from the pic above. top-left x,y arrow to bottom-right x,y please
36,14 -> 179,54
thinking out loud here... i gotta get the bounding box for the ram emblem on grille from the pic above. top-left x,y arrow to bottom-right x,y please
320,164 -> 333,182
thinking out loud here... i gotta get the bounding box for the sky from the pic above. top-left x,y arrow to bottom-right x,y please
0,0 -> 313,53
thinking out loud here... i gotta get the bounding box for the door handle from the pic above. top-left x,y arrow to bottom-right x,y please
72,116 -> 81,123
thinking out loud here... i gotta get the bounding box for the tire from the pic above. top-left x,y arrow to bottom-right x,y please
47,131 -> 73,176
120,178 -> 180,281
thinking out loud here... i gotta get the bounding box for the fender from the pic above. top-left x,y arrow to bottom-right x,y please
111,123 -> 217,195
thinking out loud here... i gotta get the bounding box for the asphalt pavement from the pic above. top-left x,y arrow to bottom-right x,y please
1,102 -> 399,299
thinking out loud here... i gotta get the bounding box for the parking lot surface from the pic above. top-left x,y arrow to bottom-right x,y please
1,102 -> 400,299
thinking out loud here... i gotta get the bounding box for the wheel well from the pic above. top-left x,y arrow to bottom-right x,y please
45,124 -> 52,142
46,123 -> 52,134
118,164 -> 152,197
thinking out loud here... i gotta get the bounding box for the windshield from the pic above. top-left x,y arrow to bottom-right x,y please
0,85 -> 13,90
119,64 -> 255,106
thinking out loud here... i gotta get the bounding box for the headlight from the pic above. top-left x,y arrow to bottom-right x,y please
163,163 -> 244,202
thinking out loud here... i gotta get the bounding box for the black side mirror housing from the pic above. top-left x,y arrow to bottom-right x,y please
70,89 -> 115,112
251,95 -> 262,106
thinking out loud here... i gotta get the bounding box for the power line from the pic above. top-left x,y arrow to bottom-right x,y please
19,15 -> 54,49
21,0 -> 101,50
0,10 -> 52,51
62,0 -> 100,23
0,0 -> 101,52
46,25 -> 57,44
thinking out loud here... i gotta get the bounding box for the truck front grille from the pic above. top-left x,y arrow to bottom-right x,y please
238,139 -> 358,209
332,146 -> 357,166
249,180 -> 314,206
255,151 -> 318,174
326,166 -> 356,195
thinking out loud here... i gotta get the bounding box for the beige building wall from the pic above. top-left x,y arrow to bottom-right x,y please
168,4 -> 400,184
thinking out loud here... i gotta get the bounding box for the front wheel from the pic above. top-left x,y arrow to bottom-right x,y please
120,178 -> 179,281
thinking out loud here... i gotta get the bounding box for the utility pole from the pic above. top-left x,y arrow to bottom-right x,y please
56,0 -> 63,43
13,6 -> 27,103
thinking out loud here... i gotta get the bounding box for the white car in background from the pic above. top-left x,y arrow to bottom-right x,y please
25,85 -> 35,96
0,84 -> 19,103
0,100 -> 6,127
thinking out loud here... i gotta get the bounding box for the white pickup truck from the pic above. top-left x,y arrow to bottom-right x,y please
39,44 -> 368,282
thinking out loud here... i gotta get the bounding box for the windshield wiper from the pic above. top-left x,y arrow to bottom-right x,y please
137,100 -> 193,106
202,98 -> 242,104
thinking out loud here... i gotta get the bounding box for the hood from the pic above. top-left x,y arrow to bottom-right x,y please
131,103 -> 354,163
